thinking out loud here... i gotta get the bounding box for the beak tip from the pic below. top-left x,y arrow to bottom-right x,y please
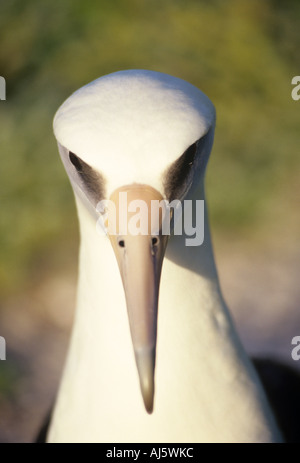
135,348 -> 156,414
145,398 -> 154,414
141,379 -> 154,414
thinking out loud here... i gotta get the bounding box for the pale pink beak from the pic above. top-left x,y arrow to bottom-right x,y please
107,185 -> 168,412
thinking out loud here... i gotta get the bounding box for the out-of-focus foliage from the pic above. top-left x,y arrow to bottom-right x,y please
0,0 -> 299,294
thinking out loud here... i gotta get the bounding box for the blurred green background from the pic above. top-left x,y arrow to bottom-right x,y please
0,0 -> 299,295
0,0 -> 299,443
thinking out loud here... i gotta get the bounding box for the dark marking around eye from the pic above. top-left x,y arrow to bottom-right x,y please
69,152 -> 83,171
69,151 -> 106,205
163,131 -> 211,201
163,141 -> 197,201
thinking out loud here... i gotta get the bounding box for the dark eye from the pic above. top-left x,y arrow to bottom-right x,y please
118,239 -> 125,248
151,237 -> 159,246
184,142 -> 197,166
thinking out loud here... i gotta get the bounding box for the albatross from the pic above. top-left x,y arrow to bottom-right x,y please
47,70 -> 282,443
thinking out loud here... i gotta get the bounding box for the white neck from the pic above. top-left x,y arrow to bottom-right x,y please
48,186 -> 282,443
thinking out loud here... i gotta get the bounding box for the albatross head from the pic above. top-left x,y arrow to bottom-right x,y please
53,70 -> 216,413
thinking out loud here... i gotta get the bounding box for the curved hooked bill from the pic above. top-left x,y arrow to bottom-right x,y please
106,184 -> 169,413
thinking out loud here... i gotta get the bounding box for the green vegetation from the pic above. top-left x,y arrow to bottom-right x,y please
0,0 -> 299,295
